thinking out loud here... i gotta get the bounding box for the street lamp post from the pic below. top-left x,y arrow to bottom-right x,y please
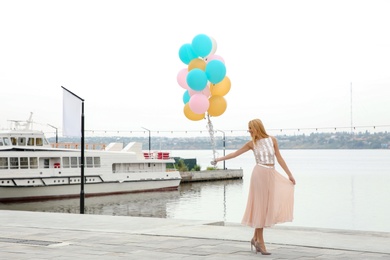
47,124 -> 58,144
217,130 -> 226,170
141,127 -> 151,155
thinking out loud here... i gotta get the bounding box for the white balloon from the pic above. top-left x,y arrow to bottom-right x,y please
205,36 -> 217,60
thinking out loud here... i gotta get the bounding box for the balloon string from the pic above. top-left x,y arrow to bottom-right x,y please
206,113 -> 217,164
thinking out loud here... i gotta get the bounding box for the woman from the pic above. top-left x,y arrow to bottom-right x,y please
213,119 -> 296,255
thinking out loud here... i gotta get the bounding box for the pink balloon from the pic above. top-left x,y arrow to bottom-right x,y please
189,93 -> 210,114
188,85 -> 211,98
177,68 -> 189,89
202,85 -> 211,97
206,54 -> 225,64
188,89 -> 197,96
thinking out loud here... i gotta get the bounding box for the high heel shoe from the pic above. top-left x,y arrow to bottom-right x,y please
250,238 -> 257,253
255,241 -> 271,255
251,239 -> 272,255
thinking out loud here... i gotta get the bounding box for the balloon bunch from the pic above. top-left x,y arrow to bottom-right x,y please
177,34 -> 231,165
177,34 -> 231,121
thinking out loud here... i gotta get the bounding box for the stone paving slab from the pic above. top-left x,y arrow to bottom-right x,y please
0,210 -> 389,259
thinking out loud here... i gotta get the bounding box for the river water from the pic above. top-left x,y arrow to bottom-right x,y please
1,149 -> 389,233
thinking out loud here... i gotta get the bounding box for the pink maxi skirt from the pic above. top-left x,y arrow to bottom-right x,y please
241,164 -> 294,228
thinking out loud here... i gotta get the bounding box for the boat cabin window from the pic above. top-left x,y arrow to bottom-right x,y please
43,159 -> 49,168
27,137 -> 35,146
0,158 -> 8,169
36,138 -> 43,146
3,138 -> 10,146
94,157 -> 101,167
63,157 -> 70,168
71,157 -> 78,168
10,157 -> 19,169
0,139 -> 3,146
18,137 -> 26,146
61,156 -> 100,168
5,137 -> 46,146
20,157 -> 28,169
86,157 -> 93,168
30,157 -> 38,169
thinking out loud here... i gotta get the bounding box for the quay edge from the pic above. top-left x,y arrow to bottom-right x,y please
179,169 -> 243,183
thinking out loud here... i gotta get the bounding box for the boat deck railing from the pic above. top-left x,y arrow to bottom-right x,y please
143,152 -> 171,160
50,143 -> 107,150
49,143 -> 173,160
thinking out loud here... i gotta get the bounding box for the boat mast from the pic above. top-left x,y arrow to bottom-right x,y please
350,82 -> 353,135
25,112 -> 33,130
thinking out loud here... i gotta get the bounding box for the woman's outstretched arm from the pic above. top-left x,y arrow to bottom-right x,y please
213,141 -> 252,164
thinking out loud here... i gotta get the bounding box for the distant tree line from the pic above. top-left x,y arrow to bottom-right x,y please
50,131 -> 390,150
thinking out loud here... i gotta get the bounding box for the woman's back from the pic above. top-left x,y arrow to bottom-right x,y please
253,137 -> 275,165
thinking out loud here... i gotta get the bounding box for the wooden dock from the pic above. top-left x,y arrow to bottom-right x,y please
179,169 -> 243,183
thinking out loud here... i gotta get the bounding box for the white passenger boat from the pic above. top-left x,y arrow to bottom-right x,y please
0,115 -> 181,202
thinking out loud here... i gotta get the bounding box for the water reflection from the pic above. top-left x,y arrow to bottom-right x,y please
168,179 -> 244,222
0,190 -> 180,218
0,179 -> 244,222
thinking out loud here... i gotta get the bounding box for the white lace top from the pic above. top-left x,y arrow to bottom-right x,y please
253,137 -> 275,165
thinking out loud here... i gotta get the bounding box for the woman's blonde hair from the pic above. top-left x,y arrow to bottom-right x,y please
248,119 -> 269,142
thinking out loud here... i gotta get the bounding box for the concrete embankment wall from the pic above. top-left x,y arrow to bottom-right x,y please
180,169 -> 243,183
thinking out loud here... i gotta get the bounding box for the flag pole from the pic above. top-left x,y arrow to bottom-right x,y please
61,86 -> 85,214
80,100 -> 85,214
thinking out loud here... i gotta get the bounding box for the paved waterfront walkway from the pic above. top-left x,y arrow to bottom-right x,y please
0,210 -> 389,259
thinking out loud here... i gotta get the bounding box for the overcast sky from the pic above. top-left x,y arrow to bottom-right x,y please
1,0 -> 389,138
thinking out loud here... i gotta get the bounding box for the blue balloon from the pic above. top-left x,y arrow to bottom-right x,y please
186,68 -> 208,91
179,43 -> 197,65
191,34 -> 212,58
205,60 -> 226,84
183,90 -> 190,104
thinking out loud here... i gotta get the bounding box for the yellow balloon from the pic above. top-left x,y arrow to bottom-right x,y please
184,103 -> 205,121
188,58 -> 206,71
210,76 -> 231,96
208,95 -> 227,117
